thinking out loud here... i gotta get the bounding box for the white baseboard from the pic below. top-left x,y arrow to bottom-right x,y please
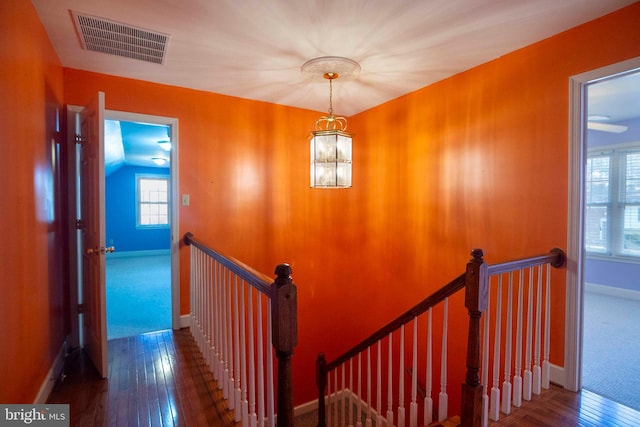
179,314 -> 191,329
107,249 -> 170,258
585,282 -> 640,301
295,389 -> 387,424
34,341 -> 67,404
294,397 -> 319,417
549,363 -> 564,387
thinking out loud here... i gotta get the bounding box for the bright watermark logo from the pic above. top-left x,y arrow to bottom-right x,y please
0,405 -> 69,426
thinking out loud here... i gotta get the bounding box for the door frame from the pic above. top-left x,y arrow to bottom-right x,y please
565,56 -> 640,392
66,107 -> 181,349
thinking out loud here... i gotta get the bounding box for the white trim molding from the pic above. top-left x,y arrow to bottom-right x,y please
179,314 -> 191,329
585,282 -> 640,301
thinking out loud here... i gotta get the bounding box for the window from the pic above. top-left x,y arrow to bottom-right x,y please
586,146 -> 640,257
137,176 -> 169,227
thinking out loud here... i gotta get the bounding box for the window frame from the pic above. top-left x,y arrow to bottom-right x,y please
135,174 -> 170,229
586,141 -> 640,261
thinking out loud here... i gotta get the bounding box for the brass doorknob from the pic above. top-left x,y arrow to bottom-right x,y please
86,246 -> 116,255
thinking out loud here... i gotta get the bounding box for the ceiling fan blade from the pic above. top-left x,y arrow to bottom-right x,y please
587,121 -> 628,133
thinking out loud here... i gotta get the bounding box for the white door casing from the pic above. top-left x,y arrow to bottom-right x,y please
566,56 -> 640,392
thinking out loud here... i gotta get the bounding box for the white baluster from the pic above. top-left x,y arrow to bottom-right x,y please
410,318 -> 418,427
215,261 -> 222,381
357,353 -> 363,427
490,275 -> 502,421
256,295 -> 265,427
348,358 -> 353,427
377,341 -> 384,427
204,257 -> 211,368
332,368 -> 344,425
222,269 -> 230,400
438,297 -> 448,422
523,268 -> 533,401
190,247 -> 197,348
386,333 -> 394,427
502,273 -> 513,415
325,369 -> 338,427
424,308 -> 433,426
218,264 -> 225,382
202,256 -> 209,371
226,271 -> 234,404
240,281 -> 249,426
342,364 -> 347,427
195,249 -> 201,352
533,265 -> 542,395
542,264 -> 551,389
481,292 -> 490,427
366,347 -> 373,427
233,275 -> 241,420
266,299 -> 275,427
217,263 -> 224,379
512,269 -> 524,408
398,324 -> 405,427
248,287 -> 257,427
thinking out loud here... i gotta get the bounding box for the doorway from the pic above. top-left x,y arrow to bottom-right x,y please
581,70 -> 640,412
104,119 -> 173,340
566,57 -> 640,407
67,104 -> 181,357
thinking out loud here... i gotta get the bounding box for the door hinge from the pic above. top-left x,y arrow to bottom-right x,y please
75,134 -> 86,144
75,219 -> 84,230
77,303 -> 85,314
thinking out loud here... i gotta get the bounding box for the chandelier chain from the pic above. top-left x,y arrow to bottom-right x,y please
328,77 -> 333,116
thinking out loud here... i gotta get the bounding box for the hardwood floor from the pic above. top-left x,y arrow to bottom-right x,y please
489,384 -> 640,427
47,329 -> 238,427
48,328 -> 640,426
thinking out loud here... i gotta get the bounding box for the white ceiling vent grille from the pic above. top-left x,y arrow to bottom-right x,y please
72,11 -> 169,64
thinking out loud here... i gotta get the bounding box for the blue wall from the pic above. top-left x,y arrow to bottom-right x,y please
106,165 -> 170,252
585,257 -> 640,291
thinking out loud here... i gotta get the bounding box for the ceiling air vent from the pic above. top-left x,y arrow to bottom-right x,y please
72,11 -> 169,65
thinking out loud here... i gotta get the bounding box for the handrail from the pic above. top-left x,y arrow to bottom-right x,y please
487,247 -> 566,275
324,273 -> 466,372
183,231 -> 273,296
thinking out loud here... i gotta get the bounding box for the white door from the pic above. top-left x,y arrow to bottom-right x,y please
78,92 -> 109,378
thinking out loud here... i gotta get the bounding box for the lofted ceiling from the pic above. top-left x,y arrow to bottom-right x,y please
30,0 -> 640,169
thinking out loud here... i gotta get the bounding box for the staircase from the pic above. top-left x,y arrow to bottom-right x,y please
315,248 -> 566,427
182,234 -> 566,426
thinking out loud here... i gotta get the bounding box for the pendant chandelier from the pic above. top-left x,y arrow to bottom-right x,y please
302,57 -> 360,188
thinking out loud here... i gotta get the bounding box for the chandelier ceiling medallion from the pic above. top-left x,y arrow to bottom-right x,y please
302,56 -> 360,188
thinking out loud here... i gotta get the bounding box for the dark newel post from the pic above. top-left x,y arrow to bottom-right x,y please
316,353 -> 327,427
461,249 -> 488,427
272,264 -> 298,427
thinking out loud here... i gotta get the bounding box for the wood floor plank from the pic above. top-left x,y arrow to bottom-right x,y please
489,384 -> 640,427
47,329 -> 239,427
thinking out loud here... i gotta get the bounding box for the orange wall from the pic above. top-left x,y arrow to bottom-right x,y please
0,0 -> 67,403
63,3 -> 640,408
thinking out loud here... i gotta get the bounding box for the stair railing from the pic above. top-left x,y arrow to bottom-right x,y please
316,248 -> 565,427
183,232 -> 298,427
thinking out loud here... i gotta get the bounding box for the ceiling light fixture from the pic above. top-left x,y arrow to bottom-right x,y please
158,140 -> 172,151
302,57 -> 360,188
151,157 -> 167,165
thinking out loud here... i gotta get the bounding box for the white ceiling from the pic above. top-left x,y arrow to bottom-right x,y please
31,0 -> 638,117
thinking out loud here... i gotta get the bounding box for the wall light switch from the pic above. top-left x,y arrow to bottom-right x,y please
181,194 -> 190,206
